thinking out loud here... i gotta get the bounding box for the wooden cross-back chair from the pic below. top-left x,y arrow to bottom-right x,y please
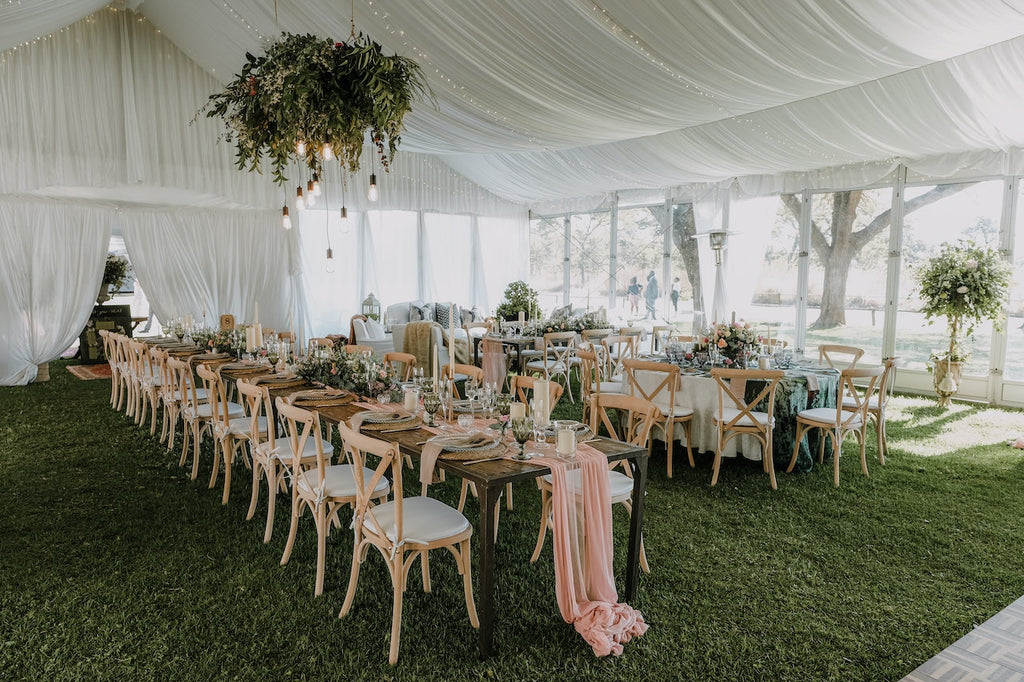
529,392 -> 658,573
842,357 -> 898,463
382,351 -> 416,381
276,399 -> 389,597
524,331 -> 578,402
336,421 -> 477,665
444,363 -> 486,398
710,368 -> 785,490
789,365 -> 884,487
621,357 -> 694,477
196,364 -> 261,505
602,334 -> 637,381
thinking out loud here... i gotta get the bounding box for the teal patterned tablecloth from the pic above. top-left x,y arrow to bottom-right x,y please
742,364 -> 840,473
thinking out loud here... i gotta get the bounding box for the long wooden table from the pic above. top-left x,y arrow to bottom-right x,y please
314,402 -> 649,659
216,364 -> 649,659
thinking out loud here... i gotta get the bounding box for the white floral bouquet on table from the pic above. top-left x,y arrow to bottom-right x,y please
918,241 -> 1011,365
708,321 -> 759,367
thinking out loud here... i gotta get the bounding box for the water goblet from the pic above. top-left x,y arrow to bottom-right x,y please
509,417 -> 535,460
422,391 -> 441,427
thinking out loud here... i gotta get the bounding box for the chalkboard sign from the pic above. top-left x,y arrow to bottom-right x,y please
80,305 -> 132,364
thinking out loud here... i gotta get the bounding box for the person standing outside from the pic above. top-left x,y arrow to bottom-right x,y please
627,276 -> 642,317
644,270 -> 659,319
671,277 -> 681,313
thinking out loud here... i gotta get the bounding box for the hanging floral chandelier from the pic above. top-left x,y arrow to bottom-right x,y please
203,30 -> 429,194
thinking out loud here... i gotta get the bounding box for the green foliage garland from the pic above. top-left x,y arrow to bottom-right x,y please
203,32 -> 429,184
917,241 -> 1011,362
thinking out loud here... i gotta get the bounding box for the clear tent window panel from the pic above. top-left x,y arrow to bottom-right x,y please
801,188 -> 893,364
530,216 -> 565,315
616,206 -> 663,322
730,195 -> 799,348
895,180 -> 1003,374
1003,182 -> 1024,382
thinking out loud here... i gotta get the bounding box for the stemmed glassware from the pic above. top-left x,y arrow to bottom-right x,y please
530,399 -> 550,445
509,417 -> 534,460
422,391 -> 441,427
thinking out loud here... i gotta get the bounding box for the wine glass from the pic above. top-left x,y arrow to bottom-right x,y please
509,417 -> 534,460
422,391 -> 441,427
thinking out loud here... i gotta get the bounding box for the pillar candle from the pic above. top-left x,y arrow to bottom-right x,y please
510,402 -> 526,421
254,301 -> 259,326
432,343 -> 439,387
403,388 -> 418,413
557,427 -> 576,456
731,311 -> 736,325
449,303 -> 456,363
518,310 -> 525,325
533,379 -> 549,424
245,326 -> 255,353
255,324 -> 263,348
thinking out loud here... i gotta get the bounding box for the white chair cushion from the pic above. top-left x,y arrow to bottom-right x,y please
657,404 -> 694,418
798,407 -> 863,426
526,359 -> 567,373
594,381 -> 623,393
716,407 -> 771,428
192,401 -> 244,419
363,496 -> 471,545
259,436 -> 334,459
297,464 -> 388,499
542,469 -> 635,504
226,414 -> 269,436
170,388 -> 208,402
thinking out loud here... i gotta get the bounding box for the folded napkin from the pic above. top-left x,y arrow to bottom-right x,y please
419,433 -> 496,485
348,410 -> 410,431
803,373 -> 819,393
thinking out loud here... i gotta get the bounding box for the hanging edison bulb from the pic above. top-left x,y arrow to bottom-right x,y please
325,247 -> 335,273
339,205 -> 349,234
322,143 -> 333,160
306,180 -> 317,208
296,140 -> 306,156
312,173 -> 322,197
295,186 -> 305,211
367,173 -> 379,202
282,205 -> 292,230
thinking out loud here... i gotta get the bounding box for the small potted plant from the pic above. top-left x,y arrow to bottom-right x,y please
98,254 -> 130,304
494,281 -> 540,321
918,241 -> 1011,406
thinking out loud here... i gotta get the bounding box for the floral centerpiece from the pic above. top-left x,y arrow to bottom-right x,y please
296,348 -> 403,401
917,241 -> 1011,405
202,32 -> 429,184
526,311 -> 607,336
708,321 -> 759,367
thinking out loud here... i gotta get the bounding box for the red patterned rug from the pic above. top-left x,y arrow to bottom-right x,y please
68,363 -> 112,381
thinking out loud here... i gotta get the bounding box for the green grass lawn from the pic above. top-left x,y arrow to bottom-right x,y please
3,361 -> 1024,680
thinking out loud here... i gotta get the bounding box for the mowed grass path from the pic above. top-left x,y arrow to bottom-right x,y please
2,361 -> 1024,680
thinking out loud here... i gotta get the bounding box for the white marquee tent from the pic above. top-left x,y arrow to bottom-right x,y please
5,0 -> 1024,384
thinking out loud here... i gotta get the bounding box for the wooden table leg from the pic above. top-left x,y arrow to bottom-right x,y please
624,452 -> 648,601
477,481 -> 497,658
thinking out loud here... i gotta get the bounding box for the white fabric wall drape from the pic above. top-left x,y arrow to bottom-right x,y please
0,199 -> 110,385
120,208 -> 299,332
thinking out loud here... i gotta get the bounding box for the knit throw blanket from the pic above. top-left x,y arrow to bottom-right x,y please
403,321 -> 440,369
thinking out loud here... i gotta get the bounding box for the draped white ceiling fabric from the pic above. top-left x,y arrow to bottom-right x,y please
0,199 -> 111,385
4,1 -> 1024,208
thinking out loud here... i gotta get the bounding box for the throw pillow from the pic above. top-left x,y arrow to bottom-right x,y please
365,318 -> 386,340
434,302 -> 461,329
410,302 -> 430,322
